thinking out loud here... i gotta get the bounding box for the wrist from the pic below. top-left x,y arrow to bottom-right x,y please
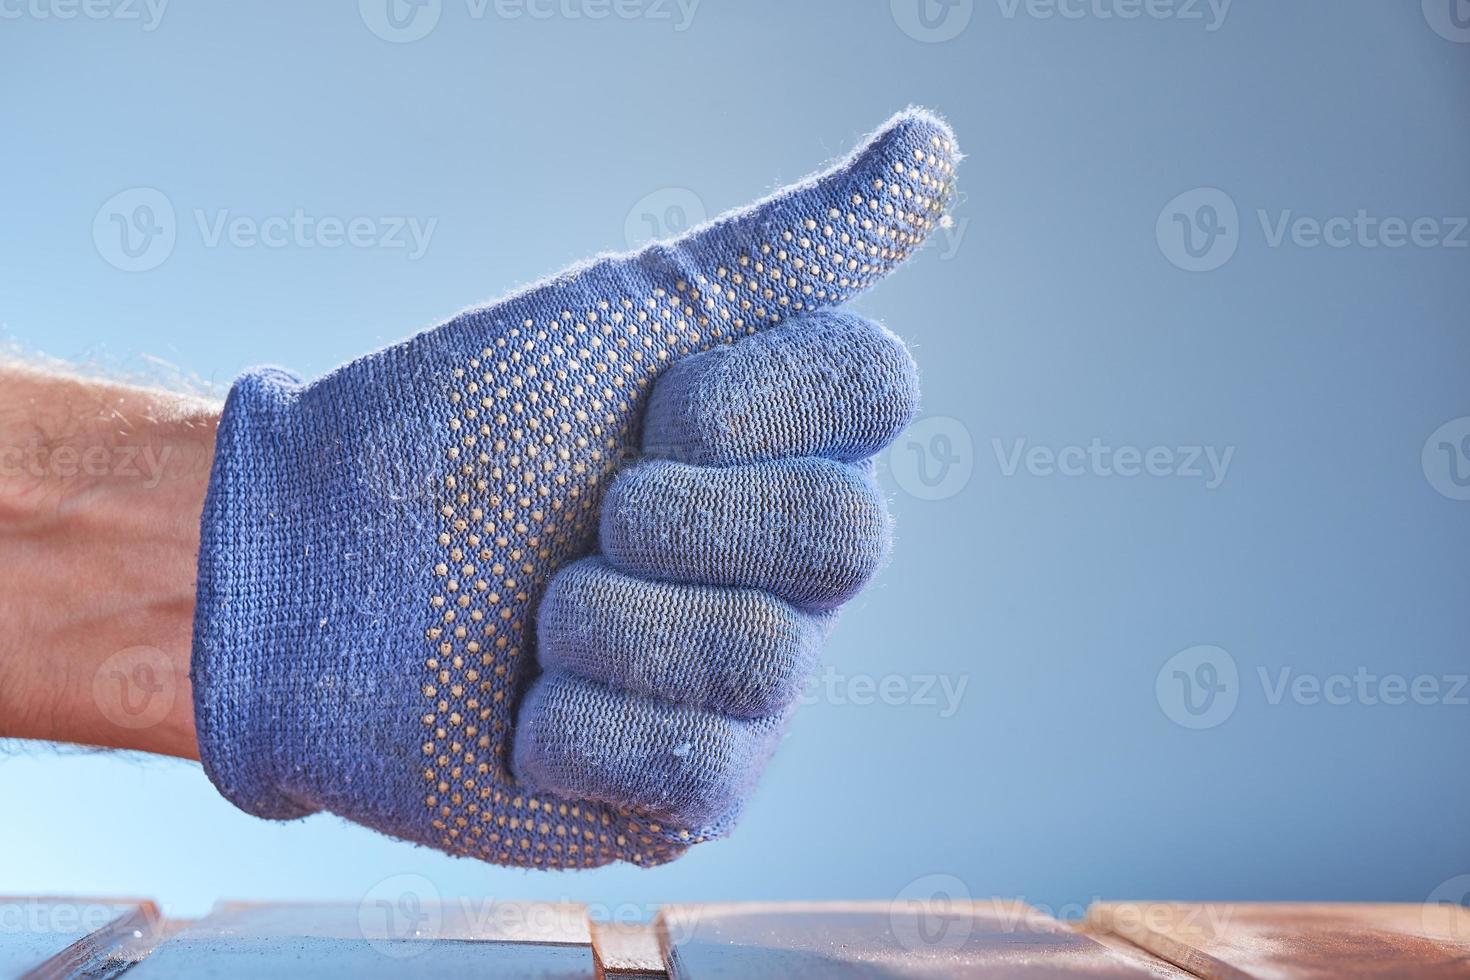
0,364 -> 218,758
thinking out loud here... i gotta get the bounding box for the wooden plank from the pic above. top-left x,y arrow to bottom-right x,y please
125,901 -> 596,978
658,900 -> 1194,978
1087,902 -> 1470,979
591,921 -> 667,978
1073,924 -> 1204,978
81,918 -> 192,979
0,897 -> 160,980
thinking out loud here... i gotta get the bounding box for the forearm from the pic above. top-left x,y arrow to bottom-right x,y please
0,362 -> 218,759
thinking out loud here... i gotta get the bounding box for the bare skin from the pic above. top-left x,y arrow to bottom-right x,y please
0,363 -> 216,760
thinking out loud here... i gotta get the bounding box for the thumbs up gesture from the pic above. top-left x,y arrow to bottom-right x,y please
192,109 -> 960,868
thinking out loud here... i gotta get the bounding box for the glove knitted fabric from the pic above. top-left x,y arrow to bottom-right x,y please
191,109 -> 959,869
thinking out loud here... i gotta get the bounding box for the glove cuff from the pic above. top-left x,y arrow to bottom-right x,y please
191,367 -> 319,820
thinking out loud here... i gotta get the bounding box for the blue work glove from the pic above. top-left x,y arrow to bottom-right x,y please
192,109 -> 959,868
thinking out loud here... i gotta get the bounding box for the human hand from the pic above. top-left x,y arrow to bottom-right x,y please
192,109 -> 959,868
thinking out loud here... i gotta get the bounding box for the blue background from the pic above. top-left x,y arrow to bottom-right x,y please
3,0 -> 1468,920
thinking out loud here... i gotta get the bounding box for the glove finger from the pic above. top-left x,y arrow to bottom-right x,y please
537,556 -> 829,720
640,309 -> 919,467
650,108 -> 960,326
513,671 -> 785,833
599,457 -> 890,611
437,109 -> 958,371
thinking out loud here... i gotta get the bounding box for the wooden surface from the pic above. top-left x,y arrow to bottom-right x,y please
591,921 -> 667,978
122,901 -> 595,979
657,900 -> 1189,978
5,898 -> 1470,977
1086,902 -> 1470,979
0,897 -> 160,980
